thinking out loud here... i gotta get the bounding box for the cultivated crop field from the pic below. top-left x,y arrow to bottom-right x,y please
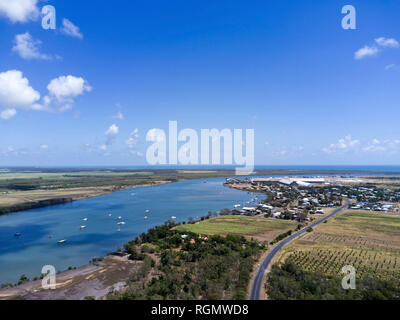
278,210 -> 400,285
285,246 -> 400,283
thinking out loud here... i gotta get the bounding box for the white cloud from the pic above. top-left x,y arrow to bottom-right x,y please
113,111 -> 124,120
355,37 -> 399,61
125,128 -> 140,154
354,46 -> 379,60
0,108 -> 16,120
131,128 -> 139,138
43,75 -> 91,111
273,149 -> 288,157
99,144 -> 107,151
105,124 -> 119,136
47,75 -> 91,102
375,37 -> 399,48
12,32 -> 52,60
0,71 -> 91,117
0,0 -> 39,23
40,144 -> 48,150
323,135 -> 359,153
0,70 -> 40,109
363,139 -> 400,154
125,137 -> 137,147
61,19 -> 83,39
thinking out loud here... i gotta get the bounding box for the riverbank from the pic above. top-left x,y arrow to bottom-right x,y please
0,253 -> 136,300
0,181 -> 170,216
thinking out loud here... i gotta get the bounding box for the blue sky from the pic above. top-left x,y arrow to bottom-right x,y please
0,0 -> 400,166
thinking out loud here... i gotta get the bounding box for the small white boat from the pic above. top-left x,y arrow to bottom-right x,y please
80,225 -> 87,230
117,229 -> 121,232
117,216 -> 122,220
171,216 -> 177,219
144,216 -> 148,219
83,218 -> 88,222
58,239 -> 66,244
145,209 -> 150,213
108,214 -> 112,217
117,222 -> 126,225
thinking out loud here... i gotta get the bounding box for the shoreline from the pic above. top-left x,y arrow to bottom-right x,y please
0,181 -> 172,216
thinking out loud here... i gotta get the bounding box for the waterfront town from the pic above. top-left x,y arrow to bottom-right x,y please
224,176 -> 400,220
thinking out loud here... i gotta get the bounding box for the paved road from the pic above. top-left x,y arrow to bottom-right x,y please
249,200 -> 350,300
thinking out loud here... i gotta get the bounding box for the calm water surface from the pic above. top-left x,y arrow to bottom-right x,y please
0,178 -> 262,284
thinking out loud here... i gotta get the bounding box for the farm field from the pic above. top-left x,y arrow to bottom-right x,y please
176,215 -> 296,240
275,210 -> 400,286
0,186 -> 121,206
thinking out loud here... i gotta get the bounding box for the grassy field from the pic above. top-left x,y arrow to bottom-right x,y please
277,210 -> 400,283
176,215 -> 296,237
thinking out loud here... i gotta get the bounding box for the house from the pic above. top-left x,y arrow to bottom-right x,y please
272,212 -> 282,218
261,204 -> 274,210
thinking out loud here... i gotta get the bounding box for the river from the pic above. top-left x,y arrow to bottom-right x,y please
0,177 -> 262,284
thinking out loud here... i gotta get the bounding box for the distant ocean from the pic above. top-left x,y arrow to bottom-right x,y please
25,165 -> 400,174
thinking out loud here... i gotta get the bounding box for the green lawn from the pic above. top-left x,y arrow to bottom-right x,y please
176,215 -> 295,236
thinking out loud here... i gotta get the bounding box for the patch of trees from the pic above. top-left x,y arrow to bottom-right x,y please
117,227 -> 265,300
270,230 -> 293,245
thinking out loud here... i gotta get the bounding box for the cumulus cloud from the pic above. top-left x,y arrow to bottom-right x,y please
43,75 -> 92,111
363,139 -> 385,152
0,70 -> 91,117
323,135 -> 360,153
12,32 -> 52,60
375,37 -> 399,48
99,144 -> 107,151
354,46 -> 379,60
0,108 -> 16,120
61,19 -> 83,39
0,0 -> 39,23
0,70 -> 40,109
355,37 -> 399,60
363,139 -> 400,154
105,124 -> 119,136
113,111 -> 124,120
47,75 -> 91,102
125,128 -> 140,154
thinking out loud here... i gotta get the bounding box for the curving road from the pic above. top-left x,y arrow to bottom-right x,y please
249,200 -> 350,300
